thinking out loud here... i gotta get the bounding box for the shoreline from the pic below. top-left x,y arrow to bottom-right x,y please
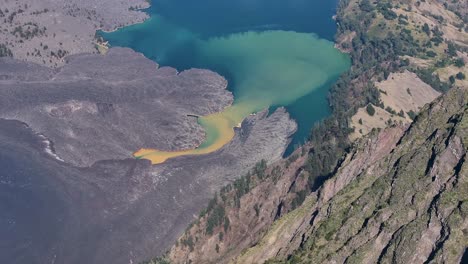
96,1 -> 151,34
105,2 -> 349,165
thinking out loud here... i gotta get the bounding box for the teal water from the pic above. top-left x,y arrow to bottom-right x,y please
101,0 -> 350,158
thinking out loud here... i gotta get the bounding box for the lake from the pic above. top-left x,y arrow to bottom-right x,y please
101,0 -> 350,162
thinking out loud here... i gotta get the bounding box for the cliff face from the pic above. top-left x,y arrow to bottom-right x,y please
167,86 -> 467,264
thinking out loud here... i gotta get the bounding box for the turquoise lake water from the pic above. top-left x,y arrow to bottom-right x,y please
101,0 -> 350,157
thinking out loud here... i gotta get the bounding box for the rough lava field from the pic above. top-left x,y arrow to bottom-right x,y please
0,0 -> 300,263
0,48 -> 234,167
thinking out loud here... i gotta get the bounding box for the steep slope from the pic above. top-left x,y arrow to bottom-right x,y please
165,86 -> 467,264
247,87 -> 467,264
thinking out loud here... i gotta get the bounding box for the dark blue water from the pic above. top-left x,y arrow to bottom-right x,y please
147,0 -> 339,40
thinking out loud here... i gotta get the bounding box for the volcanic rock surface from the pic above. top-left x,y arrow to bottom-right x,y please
0,47 -> 233,167
0,48 -> 297,264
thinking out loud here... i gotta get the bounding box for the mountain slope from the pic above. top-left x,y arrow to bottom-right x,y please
165,85 -> 467,264
256,86 -> 467,264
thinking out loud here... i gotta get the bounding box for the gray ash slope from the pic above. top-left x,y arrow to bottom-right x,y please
0,48 -> 297,264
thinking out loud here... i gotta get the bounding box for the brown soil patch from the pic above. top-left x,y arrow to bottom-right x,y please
350,71 -> 442,141
349,104 -> 406,141
377,70 -> 441,118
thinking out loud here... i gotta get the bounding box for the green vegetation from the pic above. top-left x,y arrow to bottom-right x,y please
359,0 -> 374,12
377,2 -> 397,20
253,159 -> 267,179
301,0 -> 458,194
283,84 -> 468,263
291,190 -> 307,210
161,0 -> 465,262
407,110 -> 417,120
366,104 -> 376,116
140,257 -> 171,264
11,23 -> 46,40
449,75 -> 456,84
0,43 -> 12,57
426,50 -> 437,57
223,216 -> 230,232
206,204 -> 225,235
254,203 -> 260,217
385,106 -> 397,115
456,72 -> 466,80
422,23 -> 431,36
447,42 -> 457,57
416,68 -> 451,92
192,159 -> 276,239
181,235 -> 194,251
454,58 -> 465,68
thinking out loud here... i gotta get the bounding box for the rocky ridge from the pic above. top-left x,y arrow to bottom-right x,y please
166,85 -> 467,264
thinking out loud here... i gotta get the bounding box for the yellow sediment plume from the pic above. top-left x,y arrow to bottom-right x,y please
134,101 -> 257,164
126,29 -> 351,165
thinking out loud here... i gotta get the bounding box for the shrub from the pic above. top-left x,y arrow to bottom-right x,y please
407,110 -> 417,120
378,4 -> 397,20
426,50 -> 437,57
447,42 -> 457,57
141,257 -> 171,264
223,217 -> 230,232
422,23 -> 431,36
291,190 -> 307,210
398,110 -> 405,118
254,203 -> 260,217
206,205 -> 225,235
0,43 -> 12,57
385,106 -> 397,115
456,72 -> 466,80
366,104 -> 376,116
453,58 -> 465,68
253,159 -> 267,179
359,0 -> 374,12
449,75 -> 455,84
181,235 -> 195,251
416,68 -> 451,92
